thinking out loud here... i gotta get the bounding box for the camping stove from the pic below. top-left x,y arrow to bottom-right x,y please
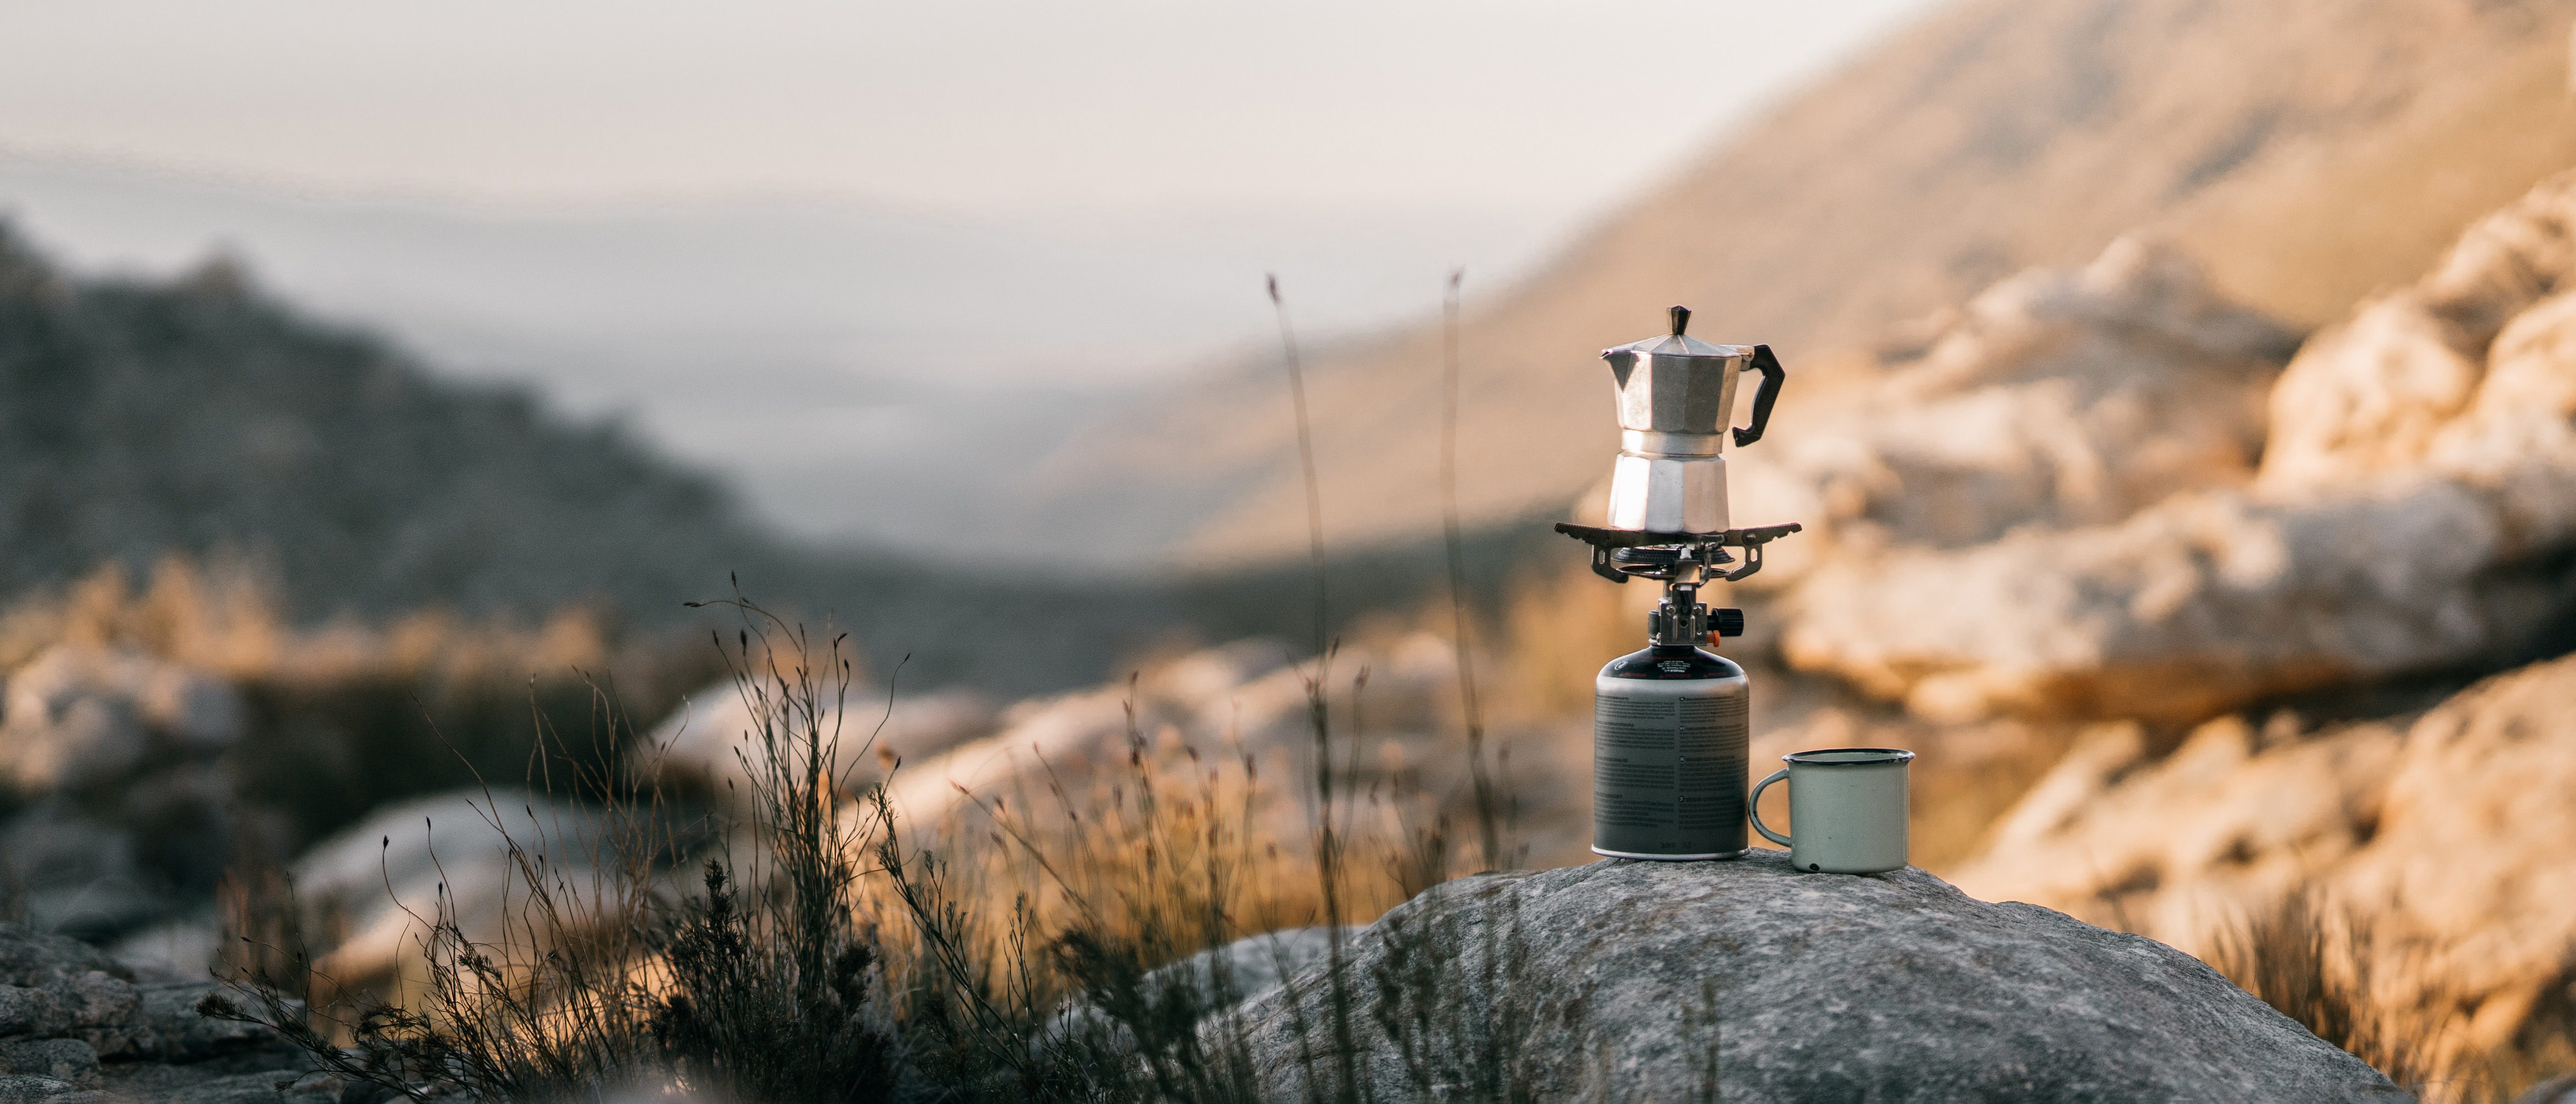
1558,306 -> 1800,861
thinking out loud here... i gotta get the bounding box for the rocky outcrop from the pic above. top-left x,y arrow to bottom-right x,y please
1953,651 -> 2576,1083
1086,0 -> 2576,566
0,647 -> 252,940
1778,480 -> 2546,723
1779,170 -> 2576,722
1221,853 -> 2397,1102
2258,171 -> 2576,494
1732,236 -> 2295,572
0,924 -> 313,1104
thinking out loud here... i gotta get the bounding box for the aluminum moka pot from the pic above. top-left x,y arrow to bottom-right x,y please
1599,306 -> 1784,534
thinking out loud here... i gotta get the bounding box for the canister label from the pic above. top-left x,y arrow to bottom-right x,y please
1594,685 -> 1748,857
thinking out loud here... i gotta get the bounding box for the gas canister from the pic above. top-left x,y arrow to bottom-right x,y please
1591,592 -> 1749,860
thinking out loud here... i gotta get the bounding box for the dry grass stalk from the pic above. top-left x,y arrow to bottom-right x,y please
2206,887 -> 2576,1102
1439,269 -> 1509,871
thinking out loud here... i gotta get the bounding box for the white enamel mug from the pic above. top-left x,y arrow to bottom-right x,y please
1749,747 -> 1914,874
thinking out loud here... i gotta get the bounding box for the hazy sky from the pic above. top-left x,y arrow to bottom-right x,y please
0,0 -> 1946,560
0,0 -> 1936,228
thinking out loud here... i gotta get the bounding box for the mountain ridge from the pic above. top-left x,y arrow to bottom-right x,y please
1057,0 -> 2576,566
0,227 -> 1197,695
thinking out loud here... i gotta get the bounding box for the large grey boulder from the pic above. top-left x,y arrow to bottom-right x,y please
1053,927 -> 1336,1051
1222,852 -> 2400,1102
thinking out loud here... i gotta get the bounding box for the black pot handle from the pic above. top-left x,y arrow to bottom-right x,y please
1733,343 -> 1785,448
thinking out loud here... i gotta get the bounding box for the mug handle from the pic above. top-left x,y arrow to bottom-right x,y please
1749,768 -> 1792,846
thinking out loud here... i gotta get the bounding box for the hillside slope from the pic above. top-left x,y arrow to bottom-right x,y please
0,225 -> 761,621
1060,0 -> 2576,565
0,227 -> 1188,694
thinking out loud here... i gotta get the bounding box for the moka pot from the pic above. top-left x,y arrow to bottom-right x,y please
1598,307 -> 1784,534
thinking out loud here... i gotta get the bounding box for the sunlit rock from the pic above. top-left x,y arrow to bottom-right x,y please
1780,171 -> 2576,721
1956,651 -> 2576,1082
1723,235 -> 2295,584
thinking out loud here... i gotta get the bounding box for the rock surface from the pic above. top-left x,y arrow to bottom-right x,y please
1731,236 -> 2295,575
0,924 -> 310,1104
1144,926 -> 1335,1012
1224,853 -> 2397,1102
1953,650 -> 2576,1082
1054,927 -> 1335,1050
1778,170 -> 2576,722
2524,1071 -> 2576,1104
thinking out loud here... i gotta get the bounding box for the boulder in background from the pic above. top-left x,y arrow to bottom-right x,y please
1780,170 -> 2576,723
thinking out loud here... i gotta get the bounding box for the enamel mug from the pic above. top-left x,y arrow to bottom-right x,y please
1748,747 -> 1914,874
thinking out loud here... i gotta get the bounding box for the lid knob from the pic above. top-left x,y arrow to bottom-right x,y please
1669,305 -> 1691,336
